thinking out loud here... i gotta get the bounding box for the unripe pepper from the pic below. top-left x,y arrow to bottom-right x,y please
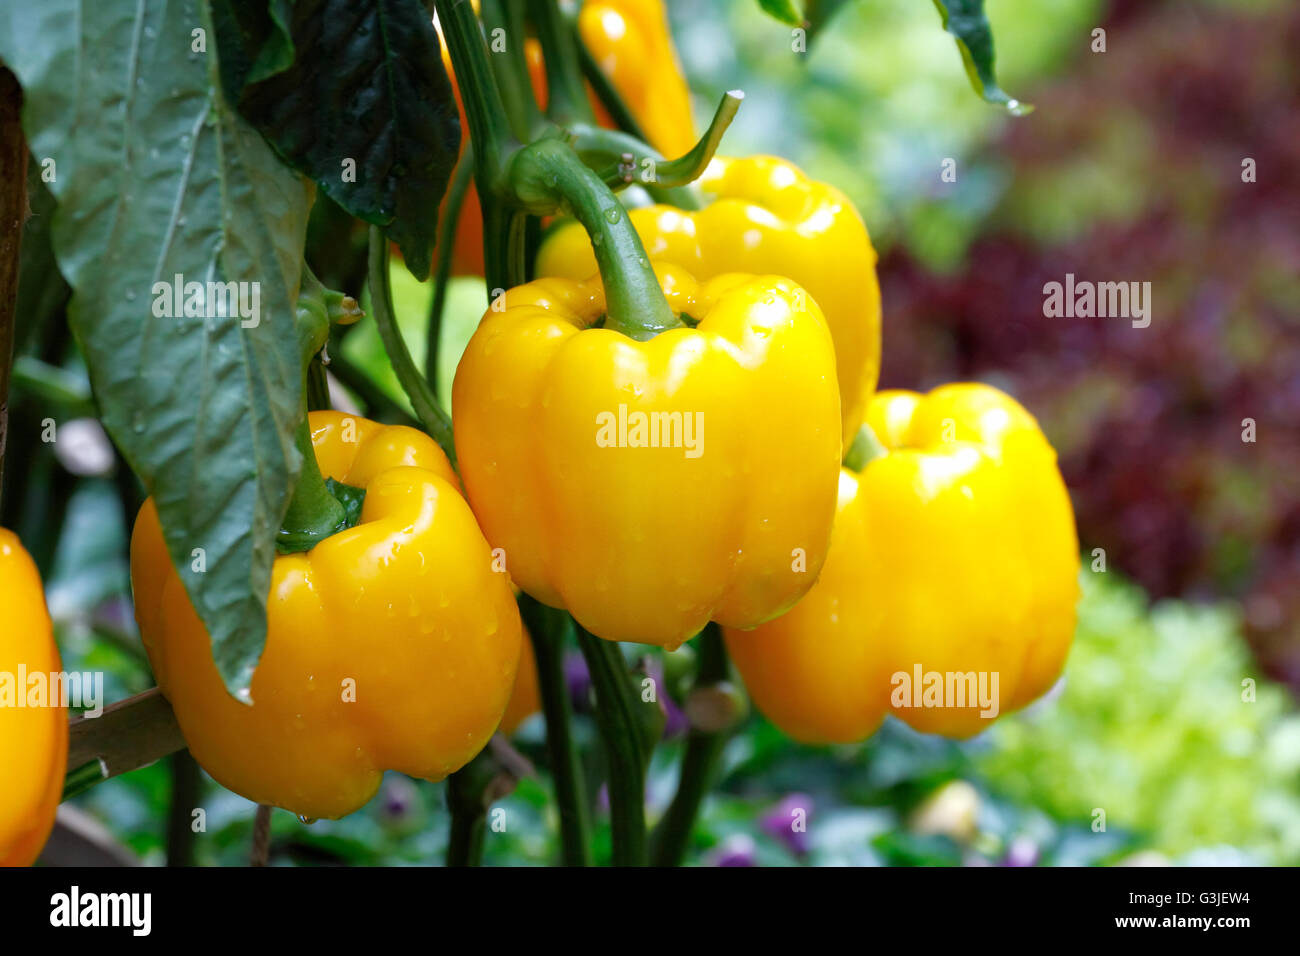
452,264 -> 842,649
131,411 -> 522,820
724,384 -> 1079,741
536,155 -> 882,446
0,529 -> 66,866
436,0 -> 696,276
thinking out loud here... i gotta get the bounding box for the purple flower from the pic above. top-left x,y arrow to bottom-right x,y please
711,835 -> 757,867
761,793 -> 813,857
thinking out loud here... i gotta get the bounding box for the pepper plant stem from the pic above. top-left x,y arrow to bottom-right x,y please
518,594 -> 592,866
445,770 -> 487,866
277,416 -> 346,551
533,0 -> 592,126
651,625 -> 729,866
426,149 -> 475,387
434,0 -> 514,189
510,138 -> 678,340
367,226 -> 457,465
575,625 -> 650,866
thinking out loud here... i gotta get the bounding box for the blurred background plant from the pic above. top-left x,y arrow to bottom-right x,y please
9,0 -> 1298,865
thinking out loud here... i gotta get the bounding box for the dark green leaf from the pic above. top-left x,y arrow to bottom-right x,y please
931,0 -> 1031,114
214,0 -> 460,280
1,0 -> 314,694
756,0 -> 805,28
805,0 -> 853,46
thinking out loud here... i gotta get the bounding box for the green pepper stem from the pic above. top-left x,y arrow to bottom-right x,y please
445,768 -> 488,866
510,138 -> 679,340
844,422 -> 888,472
427,149 -> 475,388
575,625 -> 651,866
519,594 -> 592,866
367,227 -> 457,466
532,0 -> 592,127
434,0 -> 515,188
650,625 -> 730,866
479,0 -> 540,141
593,91 -> 742,192
277,416 -> 346,551
568,125 -> 700,210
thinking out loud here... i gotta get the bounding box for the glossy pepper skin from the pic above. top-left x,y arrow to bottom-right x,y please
724,384 -> 1080,741
131,411 -> 522,820
578,0 -> 697,157
0,530 -> 66,866
436,0 -> 696,276
499,628 -> 540,735
536,155 -> 881,446
452,264 -> 841,650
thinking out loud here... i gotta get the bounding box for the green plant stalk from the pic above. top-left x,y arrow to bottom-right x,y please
518,594 -> 592,866
576,625 -> 650,866
575,32 -> 649,146
844,422 -> 888,472
605,91 -> 742,189
480,0 -> 542,140
426,149 -> 475,387
532,0 -> 593,126
568,125 -> 700,210
276,416 -> 347,552
445,767 -> 488,867
510,138 -> 678,340
166,750 -> 202,867
651,625 -> 729,866
367,226 -> 457,465
434,0 -> 515,189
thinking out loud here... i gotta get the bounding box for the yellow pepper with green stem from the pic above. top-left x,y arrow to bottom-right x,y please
724,384 -> 1080,741
537,154 -> 882,446
131,412 -> 522,820
452,263 -> 842,650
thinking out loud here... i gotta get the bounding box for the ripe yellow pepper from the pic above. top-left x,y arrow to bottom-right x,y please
0,529 -> 66,866
452,263 -> 842,649
724,384 -> 1079,741
578,0 -> 697,157
536,155 -> 882,446
131,411 -> 522,820
499,629 -> 540,735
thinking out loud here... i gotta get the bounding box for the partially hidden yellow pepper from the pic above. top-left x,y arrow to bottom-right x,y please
578,0 -> 697,157
436,0 -> 696,276
499,628 -> 541,735
131,411 -> 522,820
0,529 -> 66,866
536,155 -> 882,446
724,384 -> 1080,741
452,263 -> 842,650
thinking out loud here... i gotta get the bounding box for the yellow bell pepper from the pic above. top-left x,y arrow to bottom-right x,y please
536,155 -> 882,446
131,411 -> 522,820
0,529 -> 66,866
499,628 -> 540,735
452,263 -> 842,649
578,0 -> 697,157
724,384 -> 1079,741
